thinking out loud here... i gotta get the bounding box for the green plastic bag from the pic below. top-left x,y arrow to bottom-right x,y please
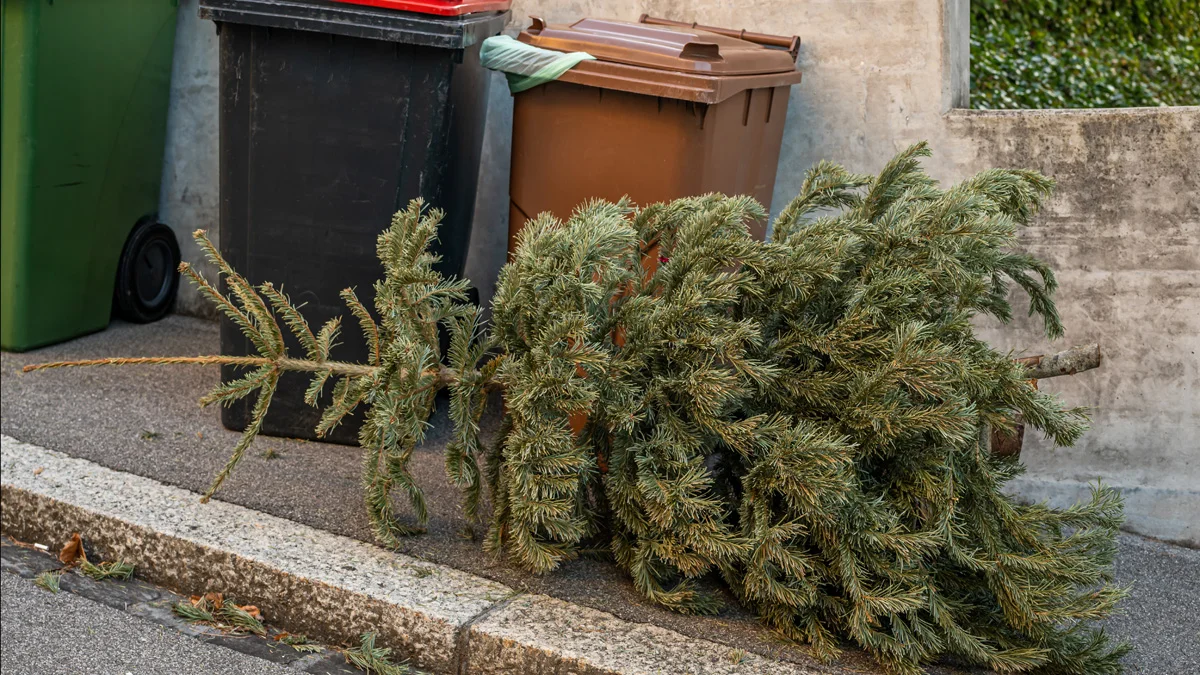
480,35 -> 596,93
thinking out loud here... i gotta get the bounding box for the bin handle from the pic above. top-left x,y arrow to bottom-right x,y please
638,14 -> 801,63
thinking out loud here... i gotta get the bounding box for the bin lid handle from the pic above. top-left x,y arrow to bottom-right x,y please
639,14 -> 801,63
679,42 -> 721,62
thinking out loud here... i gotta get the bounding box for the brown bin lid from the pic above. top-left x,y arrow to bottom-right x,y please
516,17 -> 802,103
519,17 -> 796,76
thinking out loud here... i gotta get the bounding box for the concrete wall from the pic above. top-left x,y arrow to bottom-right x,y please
950,108 -> 1199,546
160,0 -> 220,319
162,1 -> 1199,544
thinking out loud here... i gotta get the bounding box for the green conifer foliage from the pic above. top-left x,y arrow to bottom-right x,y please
27,144 -> 1127,674
480,144 -> 1127,673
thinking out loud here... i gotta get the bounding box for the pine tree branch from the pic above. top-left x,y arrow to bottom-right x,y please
179,262 -> 270,350
23,355 -> 272,372
23,355 -> 464,384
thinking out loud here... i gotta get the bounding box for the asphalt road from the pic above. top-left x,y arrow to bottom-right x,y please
0,538 -> 381,675
3,316 -> 1198,674
0,572 -> 294,675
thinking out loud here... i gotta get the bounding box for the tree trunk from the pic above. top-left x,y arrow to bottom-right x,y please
992,344 -> 1103,457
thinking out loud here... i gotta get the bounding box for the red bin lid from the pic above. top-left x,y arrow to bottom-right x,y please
330,0 -> 511,16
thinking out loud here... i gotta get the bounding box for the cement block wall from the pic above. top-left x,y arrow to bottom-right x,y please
160,0 -> 1199,544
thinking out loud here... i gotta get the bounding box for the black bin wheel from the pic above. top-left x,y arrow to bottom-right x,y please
114,219 -> 181,323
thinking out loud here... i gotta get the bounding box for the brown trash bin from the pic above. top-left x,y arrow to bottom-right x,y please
507,15 -> 802,251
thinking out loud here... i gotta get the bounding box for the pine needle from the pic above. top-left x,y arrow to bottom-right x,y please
201,369 -> 279,502
34,571 -> 62,593
278,633 -> 324,653
216,603 -> 266,636
78,560 -> 135,581
172,599 -> 215,624
342,633 -> 409,675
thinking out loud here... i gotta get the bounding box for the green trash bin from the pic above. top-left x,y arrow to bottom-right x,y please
1,0 -> 181,352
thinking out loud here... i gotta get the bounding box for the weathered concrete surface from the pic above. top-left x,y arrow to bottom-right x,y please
1008,477 -> 1200,550
163,1 -> 1198,539
465,594 -> 829,675
1,538 -> 387,674
160,0 -> 220,319
0,436 -> 512,674
939,108 -> 1200,546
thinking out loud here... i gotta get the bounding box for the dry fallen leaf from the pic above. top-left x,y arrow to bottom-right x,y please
203,592 -> 224,610
237,604 -> 262,620
58,532 -> 87,566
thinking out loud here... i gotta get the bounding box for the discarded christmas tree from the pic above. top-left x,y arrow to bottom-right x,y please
27,143 -> 1128,674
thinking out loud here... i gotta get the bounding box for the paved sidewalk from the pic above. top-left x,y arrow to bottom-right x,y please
3,316 -> 1199,673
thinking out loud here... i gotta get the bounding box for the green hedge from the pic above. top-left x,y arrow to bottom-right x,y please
971,0 -> 1199,108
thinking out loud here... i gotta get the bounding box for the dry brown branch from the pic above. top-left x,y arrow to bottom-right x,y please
1016,343 -> 1102,380
23,356 -> 459,386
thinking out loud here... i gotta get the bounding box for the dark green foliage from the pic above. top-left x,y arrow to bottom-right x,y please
972,0 -> 1198,108
477,143 -> 1127,673
331,202 -> 476,546
483,201 -> 638,572
44,145 -> 1127,674
727,145 -> 1126,673
179,202 -> 475,542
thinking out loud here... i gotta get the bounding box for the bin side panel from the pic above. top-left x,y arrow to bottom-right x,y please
508,81 -> 795,247
217,23 -> 490,444
438,41 -> 490,279
1,0 -> 176,351
217,21 -> 258,436
695,85 -> 793,239
508,82 -> 700,248
87,3 -> 178,320
1,0 -> 40,350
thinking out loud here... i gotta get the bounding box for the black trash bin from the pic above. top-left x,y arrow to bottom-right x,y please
199,0 -> 509,444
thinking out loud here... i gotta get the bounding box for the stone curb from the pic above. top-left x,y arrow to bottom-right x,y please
0,435 -> 507,673
1,435 -> 827,675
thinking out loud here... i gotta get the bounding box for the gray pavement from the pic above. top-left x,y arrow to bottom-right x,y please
0,572 -> 293,675
3,316 -> 1199,674
0,538 -> 375,675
